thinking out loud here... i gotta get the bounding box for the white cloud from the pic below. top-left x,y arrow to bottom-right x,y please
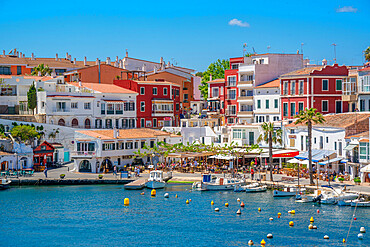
336,6 -> 358,13
228,18 -> 250,27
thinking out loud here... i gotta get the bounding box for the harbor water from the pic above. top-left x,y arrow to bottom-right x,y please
0,184 -> 369,247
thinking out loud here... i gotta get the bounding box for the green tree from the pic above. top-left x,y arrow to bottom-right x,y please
199,59 -> 230,100
294,108 -> 325,185
365,46 -> 370,62
27,83 -> 37,114
257,122 -> 282,181
11,125 -> 39,144
195,71 -> 203,77
31,63 -> 52,76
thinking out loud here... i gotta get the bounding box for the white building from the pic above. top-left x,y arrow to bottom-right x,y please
71,128 -> 180,173
357,67 -> 370,112
253,79 -> 280,123
0,138 -> 33,170
37,82 -> 137,129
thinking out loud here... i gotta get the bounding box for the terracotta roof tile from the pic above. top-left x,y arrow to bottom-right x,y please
255,79 -> 280,88
68,82 -> 137,94
136,80 -> 179,86
77,129 -> 171,140
207,79 -> 225,83
280,66 -> 324,77
345,131 -> 369,139
286,113 -> 370,128
360,138 -> 369,143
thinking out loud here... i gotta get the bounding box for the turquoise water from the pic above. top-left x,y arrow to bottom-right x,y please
0,185 -> 369,247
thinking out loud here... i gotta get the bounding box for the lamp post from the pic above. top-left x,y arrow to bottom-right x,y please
324,154 -> 330,186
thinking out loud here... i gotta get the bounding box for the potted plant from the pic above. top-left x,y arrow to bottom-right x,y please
354,177 -> 361,185
60,174 -> 65,179
338,177 -> 344,183
98,174 -> 103,179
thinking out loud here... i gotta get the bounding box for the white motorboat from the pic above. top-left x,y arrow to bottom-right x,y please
0,179 -> 11,190
245,183 -> 267,193
350,198 -> 370,207
273,186 -> 305,197
146,170 -> 166,189
201,176 -> 246,191
314,187 -> 358,204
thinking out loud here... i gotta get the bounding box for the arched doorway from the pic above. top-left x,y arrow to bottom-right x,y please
101,159 -> 113,173
85,119 -> 91,129
79,160 -> 91,172
72,118 -> 79,128
58,118 -> 65,126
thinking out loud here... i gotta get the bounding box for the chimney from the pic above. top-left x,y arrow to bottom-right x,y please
106,57 -> 111,65
96,58 -> 99,65
16,51 -> 19,57
31,53 -> 35,60
23,54 -> 25,58
56,53 -> 58,61
123,58 -> 128,69
167,61 -> 170,67
322,59 -> 327,66
119,59 -> 123,68
2,50 -> 5,56
66,52 -> 69,60
116,56 -> 119,62
209,73 -> 212,81
160,57 -> 163,64
73,58 -> 76,64
114,61 -> 118,67
19,52 -> 22,58
84,56 -> 87,66
125,50 -> 128,57
69,55 -> 72,61
154,67 -> 157,73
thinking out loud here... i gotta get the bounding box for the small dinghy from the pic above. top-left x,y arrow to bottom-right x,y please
350,198 -> 370,207
146,170 -> 166,189
0,178 -> 11,190
245,183 -> 267,193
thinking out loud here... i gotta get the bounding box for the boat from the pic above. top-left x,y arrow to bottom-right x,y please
0,179 -> 11,190
273,186 -> 305,197
200,175 -> 246,191
350,198 -> 370,207
244,183 -> 267,193
145,171 -> 166,189
313,186 -> 358,204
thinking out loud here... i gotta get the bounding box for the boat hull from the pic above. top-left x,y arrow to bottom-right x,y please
146,181 -> 166,189
245,187 -> 267,193
201,183 -> 235,191
273,190 -> 297,197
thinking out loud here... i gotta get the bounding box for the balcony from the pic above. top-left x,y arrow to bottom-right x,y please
152,110 -> 174,117
237,80 -> 253,88
52,108 -> 70,113
226,110 -> 237,116
237,111 -> 253,117
226,94 -> 237,100
71,151 -> 96,158
342,94 -> 357,102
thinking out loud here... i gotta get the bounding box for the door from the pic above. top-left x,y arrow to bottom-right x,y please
336,101 -> 342,113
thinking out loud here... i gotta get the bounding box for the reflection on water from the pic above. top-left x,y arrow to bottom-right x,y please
0,185 -> 369,247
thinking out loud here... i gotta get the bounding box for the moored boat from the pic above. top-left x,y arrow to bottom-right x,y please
0,178 -> 11,190
245,183 -> 267,193
146,171 -> 166,189
274,186 -> 305,197
350,198 -> 370,207
201,176 -> 245,191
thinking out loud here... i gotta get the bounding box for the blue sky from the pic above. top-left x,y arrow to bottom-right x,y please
0,0 -> 369,71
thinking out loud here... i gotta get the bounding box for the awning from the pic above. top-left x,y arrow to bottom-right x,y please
344,144 -> 358,151
318,157 -> 343,165
287,158 -> 300,164
295,149 -> 336,162
300,160 -> 309,165
273,150 -> 299,158
209,154 -> 235,160
360,164 -> 370,173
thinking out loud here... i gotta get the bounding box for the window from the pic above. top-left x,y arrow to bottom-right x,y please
140,87 -> 145,95
231,64 -> 239,69
257,100 -> 261,109
290,102 -> 296,116
212,87 -> 219,98
338,142 -> 342,156
322,100 -> 328,112
184,94 -> 188,101
228,89 -> 236,100
140,102 -> 145,112
227,76 -> 236,87
134,142 -> 138,149
220,86 -> 224,95
283,103 -> 288,117
314,137 -> 316,144
84,102 -> 91,110
360,99 -> 365,111
153,118 -> 157,128
228,105 -> 237,115
125,142 -> 133,149
283,81 -> 288,95
274,99 -> 278,109
320,136 -> 323,149
141,141 -> 145,148
301,136 -> 304,151
71,102 -> 78,109
163,87 -> 168,95
298,80 -> 304,94
326,137 -> 328,143
0,66 -> 11,75
176,103 -> 179,111
17,66 -> 22,75
291,81 -> 296,95
141,118 -> 145,128
150,140 -> 155,148
265,99 -> 269,109
249,132 -> 254,145
153,87 -> 157,95
298,102 -> 304,113
176,89 -> 179,96
336,79 -> 342,91
334,142 -> 337,150
101,103 -> 106,114
322,79 -> 328,91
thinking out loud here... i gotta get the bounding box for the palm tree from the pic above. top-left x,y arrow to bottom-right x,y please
257,122 -> 282,181
31,64 -> 52,76
295,108 -> 325,185
365,46 -> 370,62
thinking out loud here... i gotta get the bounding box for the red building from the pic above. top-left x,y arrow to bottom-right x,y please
33,141 -> 63,171
224,57 -> 244,125
280,63 -> 349,120
114,79 -> 181,128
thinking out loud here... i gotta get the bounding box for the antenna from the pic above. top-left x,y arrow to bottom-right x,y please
243,43 -> 247,57
267,46 -> 271,53
300,43 -> 304,55
332,43 -> 337,63
252,47 -> 256,54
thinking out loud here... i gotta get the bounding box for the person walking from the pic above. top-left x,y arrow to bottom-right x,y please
113,165 -> 117,177
251,168 -> 254,180
43,166 -> 48,178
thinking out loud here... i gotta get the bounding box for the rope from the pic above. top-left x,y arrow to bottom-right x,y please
343,185 -> 362,246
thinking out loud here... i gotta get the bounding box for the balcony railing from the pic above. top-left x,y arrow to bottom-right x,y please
53,108 -> 70,113
227,94 -> 236,100
226,110 -> 237,116
71,151 -> 96,158
238,80 -> 253,85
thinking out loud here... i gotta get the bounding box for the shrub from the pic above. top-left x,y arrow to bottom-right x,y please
338,177 -> 345,181
354,177 -> 361,183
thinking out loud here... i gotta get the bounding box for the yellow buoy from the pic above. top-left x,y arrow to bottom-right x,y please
151,189 -> 156,197
278,212 -> 282,216
310,217 -> 314,223
140,192 -> 145,195
211,200 -> 214,205
124,198 -> 129,206
175,194 -> 178,198
186,199 -> 189,204
261,239 -> 266,246
225,203 -> 229,207
291,210 -> 295,214
342,238 -> 346,243
258,207 -> 261,212
289,221 -> 294,227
